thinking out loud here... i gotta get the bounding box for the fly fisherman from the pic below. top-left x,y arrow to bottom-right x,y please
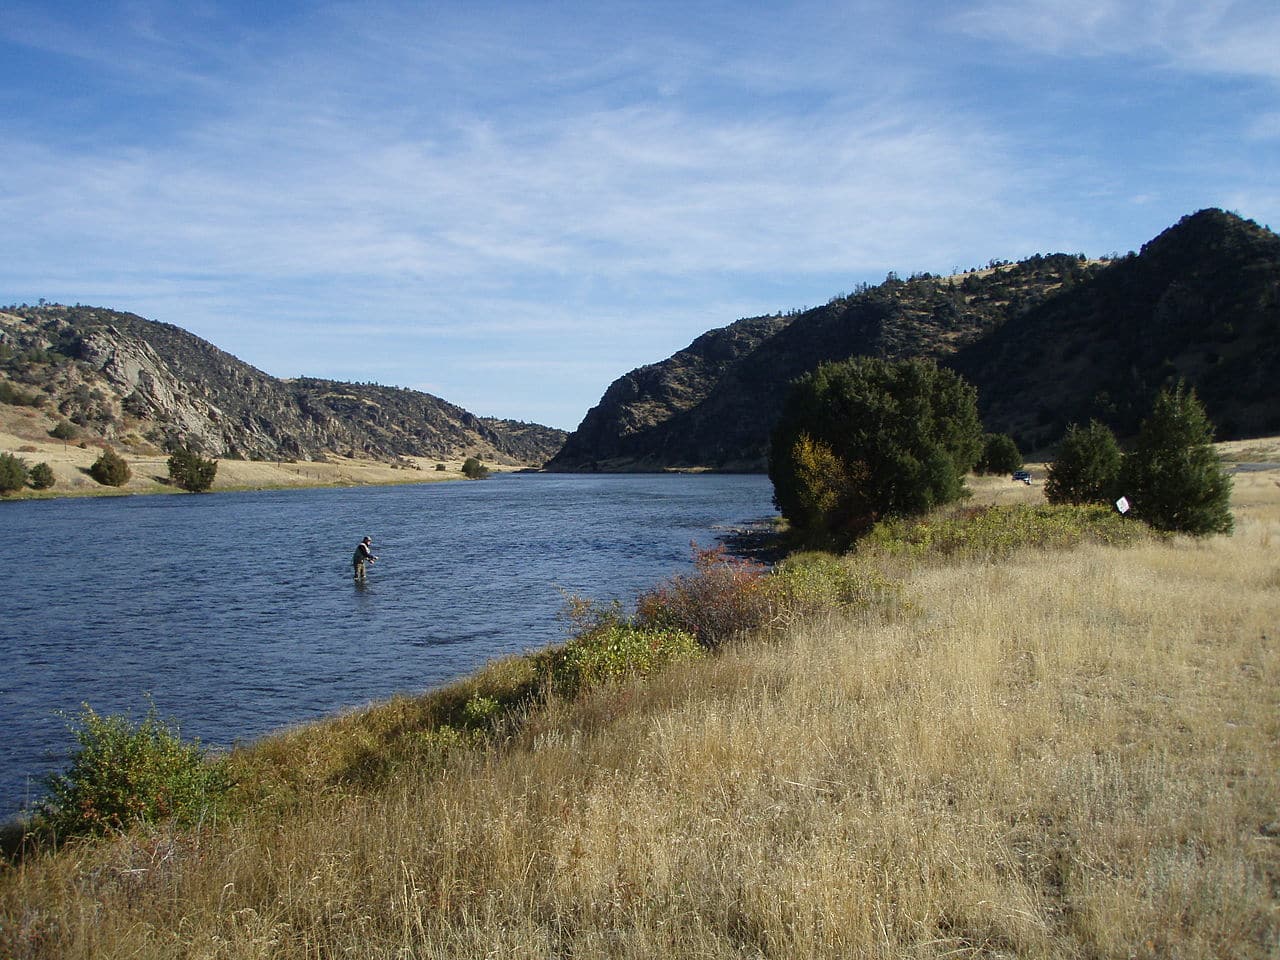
352,536 -> 377,581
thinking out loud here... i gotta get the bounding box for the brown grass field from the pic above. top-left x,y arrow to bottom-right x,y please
2,454 -> 1277,958
0,404 -> 520,496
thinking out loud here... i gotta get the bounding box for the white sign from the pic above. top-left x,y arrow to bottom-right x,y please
1115,496 -> 1130,514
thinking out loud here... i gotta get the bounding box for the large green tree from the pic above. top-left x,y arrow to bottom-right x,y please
977,432 -> 1023,475
769,357 -> 984,541
1119,382 -> 1233,535
168,446 -> 218,492
89,447 -> 131,487
1045,421 -> 1123,505
0,452 -> 28,494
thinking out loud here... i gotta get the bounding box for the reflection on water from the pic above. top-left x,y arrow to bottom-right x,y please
0,473 -> 773,818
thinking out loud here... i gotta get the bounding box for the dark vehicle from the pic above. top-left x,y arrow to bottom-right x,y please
1012,470 -> 1032,484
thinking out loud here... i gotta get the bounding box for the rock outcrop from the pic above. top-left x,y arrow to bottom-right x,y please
0,306 -> 567,465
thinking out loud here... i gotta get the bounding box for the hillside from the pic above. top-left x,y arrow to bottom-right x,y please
951,208 -> 1280,447
548,313 -> 794,470
0,305 -> 566,466
548,209 -> 1279,471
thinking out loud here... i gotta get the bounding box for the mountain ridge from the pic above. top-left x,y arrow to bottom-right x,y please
0,304 -> 566,466
548,209 -> 1279,471
5,209 -> 1276,475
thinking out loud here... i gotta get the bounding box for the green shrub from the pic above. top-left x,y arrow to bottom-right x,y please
636,544 -> 777,647
0,452 -> 28,493
28,461 -> 55,489
49,420 -> 77,441
977,432 -> 1023,475
539,623 -> 703,698
1045,420 -> 1122,505
36,704 -> 231,839
461,456 -> 490,479
435,463 -> 446,471
859,503 -> 1146,561
1119,382 -> 1233,535
770,551 -> 901,619
461,694 -> 502,729
167,446 -> 218,492
89,447 -> 131,486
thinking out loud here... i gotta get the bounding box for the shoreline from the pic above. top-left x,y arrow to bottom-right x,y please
5,456 -> 1278,834
0,405 -> 537,502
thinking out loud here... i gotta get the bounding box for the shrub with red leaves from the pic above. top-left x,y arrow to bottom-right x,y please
635,543 -> 776,647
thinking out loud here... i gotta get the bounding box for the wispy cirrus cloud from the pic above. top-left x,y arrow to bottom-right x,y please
2,1 -> 1276,428
948,0 -> 1280,81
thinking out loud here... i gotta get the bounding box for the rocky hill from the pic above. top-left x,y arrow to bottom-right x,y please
950,208 -> 1280,447
548,313 -> 793,470
548,209 -> 1279,471
0,305 -> 566,465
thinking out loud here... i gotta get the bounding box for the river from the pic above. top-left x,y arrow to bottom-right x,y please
0,473 -> 775,821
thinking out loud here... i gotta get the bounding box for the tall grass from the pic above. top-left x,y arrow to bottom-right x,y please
3,484 -> 1277,958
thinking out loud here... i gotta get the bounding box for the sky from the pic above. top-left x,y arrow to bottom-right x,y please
1,1 -> 1276,431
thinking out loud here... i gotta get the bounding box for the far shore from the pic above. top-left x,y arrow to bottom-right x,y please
0,405 -> 539,501
5,400 -> 1279,504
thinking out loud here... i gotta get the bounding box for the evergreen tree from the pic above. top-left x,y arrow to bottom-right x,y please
978,432 -> 1023,475
1045,421 -> 1123,505
769,357 -> 983,542
168,447 -> 218,492
49,420 -> 77,442
89,448 -> 131,486
28,461 -> 55,489
1119,383 -> 1233,535
0,452 -> 29,494
461,456 -> 490,479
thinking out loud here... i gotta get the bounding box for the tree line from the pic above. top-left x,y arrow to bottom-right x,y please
768,357 -> 1232,548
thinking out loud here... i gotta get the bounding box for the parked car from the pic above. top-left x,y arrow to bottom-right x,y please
1012,470 -> 1032,484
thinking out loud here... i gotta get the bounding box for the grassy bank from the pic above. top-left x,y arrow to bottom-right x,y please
3,471 -> 1278,958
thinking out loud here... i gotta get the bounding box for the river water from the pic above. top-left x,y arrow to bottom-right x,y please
0,473 -> 774,820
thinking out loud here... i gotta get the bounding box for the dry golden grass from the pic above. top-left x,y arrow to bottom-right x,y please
0,404 -> 520,497
3,468 -> 1278,958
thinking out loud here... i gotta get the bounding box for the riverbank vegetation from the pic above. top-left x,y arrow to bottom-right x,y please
3,467 -> 1277,958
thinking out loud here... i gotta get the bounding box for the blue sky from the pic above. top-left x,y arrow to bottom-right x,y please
2,1 -> 1276,430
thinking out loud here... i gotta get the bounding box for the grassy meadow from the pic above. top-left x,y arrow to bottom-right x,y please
2,464 -> 1278,958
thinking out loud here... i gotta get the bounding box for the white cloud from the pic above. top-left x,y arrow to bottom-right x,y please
2,0 -> 1275,427
949,0 -> 1280,81
2,56 -> 1029,292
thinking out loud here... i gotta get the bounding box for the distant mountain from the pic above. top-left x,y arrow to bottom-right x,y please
548,314 -> 792,471
548,209 -> 1279,471
0,304 -> 566,465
